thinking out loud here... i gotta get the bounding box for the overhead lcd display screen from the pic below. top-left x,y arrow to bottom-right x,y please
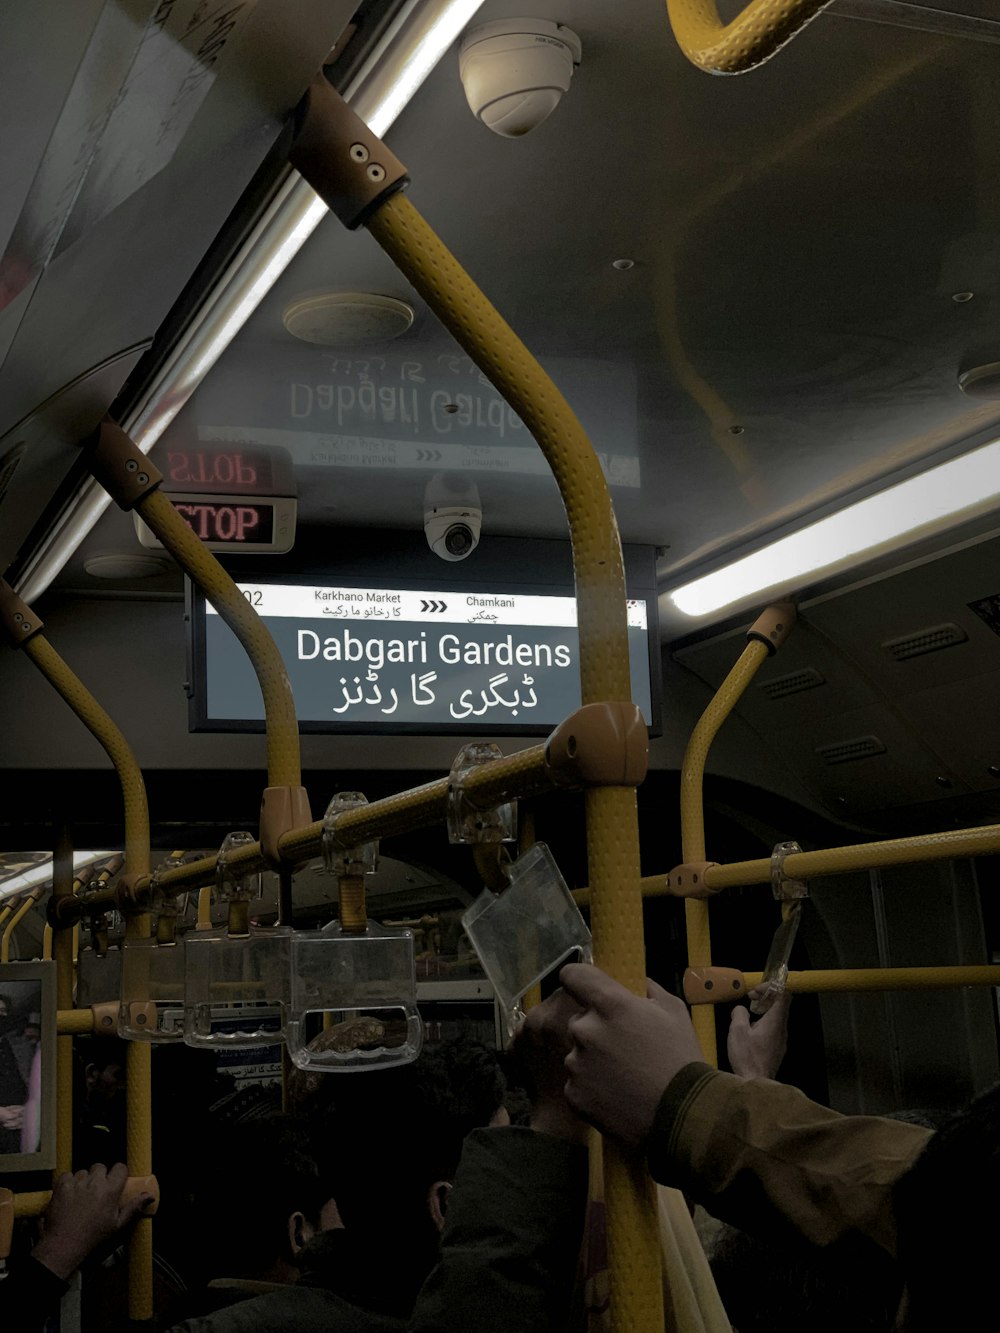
190,580 -> 658,735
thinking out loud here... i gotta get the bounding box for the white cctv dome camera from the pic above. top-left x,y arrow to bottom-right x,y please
425,506 -> 482,561
424,473 -> 482,561
459,19 -> 582,139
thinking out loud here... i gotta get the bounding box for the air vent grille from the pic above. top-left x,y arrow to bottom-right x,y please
882,622 -> 968,661
759,667 -> 826,700
815,735 -> 886,765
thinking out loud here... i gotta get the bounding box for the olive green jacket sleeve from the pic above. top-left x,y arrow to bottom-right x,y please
646,1063 -> 931,1257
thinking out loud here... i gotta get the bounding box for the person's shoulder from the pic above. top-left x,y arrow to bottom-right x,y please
169,1284 -> 403,1333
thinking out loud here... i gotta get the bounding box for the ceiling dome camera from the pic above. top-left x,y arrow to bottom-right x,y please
425,506 -> 482,561
459,19 -> 582,139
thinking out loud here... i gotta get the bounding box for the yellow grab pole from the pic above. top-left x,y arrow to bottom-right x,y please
679,618 -> 786,1064
134,487 -> 301,790
664,0 -> 831,75
0,890 -> 41,963
702,821 -> 1000,892
52,831 -> 74,1181
0,901 -> 16,933
42,923 -> 52,960
364,193 -> 661,1333
742,965 -> 1000,995
1,586 -> 154,1322
125,911 -> 153,1324
21,634 -> 150,878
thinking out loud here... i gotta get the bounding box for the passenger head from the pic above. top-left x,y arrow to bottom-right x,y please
893,1081 -> 1000,1332
201,1114 -> 342,1285
304,1036 -> 507,1313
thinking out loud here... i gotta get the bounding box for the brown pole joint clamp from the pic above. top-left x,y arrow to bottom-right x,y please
290,76 -> 410,229
683,967 -> 747,1005
91,1001 -> 119,1034
0,578 -> 43,647
747,601 -> 796,655
260,785 -> 313,869
666,861 -> 721,898
81,419 -> 163,511
545,702 -> 648,788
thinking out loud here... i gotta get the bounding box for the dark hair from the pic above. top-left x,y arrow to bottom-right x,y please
200,1114 -> 337,1279
893,1081 -> 1000,1331
0,993 -> 12,1012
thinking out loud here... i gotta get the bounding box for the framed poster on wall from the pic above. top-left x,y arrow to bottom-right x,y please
0,961 -> 56,1172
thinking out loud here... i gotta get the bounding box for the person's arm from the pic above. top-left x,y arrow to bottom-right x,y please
1,1164 -> 152,1331
726,986 -> 790,1081
558,963 -> 931,1256
648,1062 -> 930,1254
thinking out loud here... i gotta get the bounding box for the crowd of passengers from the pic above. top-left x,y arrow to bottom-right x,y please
0,961 -> 989,1332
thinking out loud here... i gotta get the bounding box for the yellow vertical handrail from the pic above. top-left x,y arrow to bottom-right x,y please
0,890 -> 42,963
132,486 -> 302,790
0,583 -> 154,1322
678,607 -> 793,1063
363,192 -> 662,1333
51,833 -> 74,1181
665,0 -> 831,75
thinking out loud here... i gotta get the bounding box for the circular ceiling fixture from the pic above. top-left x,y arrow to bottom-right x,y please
84,553 -> 169,580
958,362 -> 1000,398
282,292 -> 415,346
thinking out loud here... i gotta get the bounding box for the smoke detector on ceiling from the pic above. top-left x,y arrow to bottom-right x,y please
84,553 -> 169,580
282,292 -> 414,346
459,19 -> 581,138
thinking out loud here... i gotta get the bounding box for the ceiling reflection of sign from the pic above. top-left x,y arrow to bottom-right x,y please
187,349 -> 641,488
192,580 -> 656,735
200,425 -> 641,489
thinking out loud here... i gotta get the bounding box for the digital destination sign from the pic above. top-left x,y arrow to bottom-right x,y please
191,580 -> 657,735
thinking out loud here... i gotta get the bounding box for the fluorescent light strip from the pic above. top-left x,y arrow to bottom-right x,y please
17,0 -> 487,603
669,437 -> 1000,618
0,852 -> 117,902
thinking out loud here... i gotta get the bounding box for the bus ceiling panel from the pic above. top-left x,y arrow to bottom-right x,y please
0,345 -> 149,577
200,0 -> 1000,587
0,0 -> 358,471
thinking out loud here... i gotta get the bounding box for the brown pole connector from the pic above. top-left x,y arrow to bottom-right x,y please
260,786 -> 313,869
545,702 -> 648,788
126,1002 -> 157,1033
747,601 -> 796,655
290,75 -> 410,229
82,419 -> 164,511
90,1002 -> 119,1035
683,967 -> 747,1005
115,873 -> 149,915
667,861 -> 722,898
0,578 -> 43,647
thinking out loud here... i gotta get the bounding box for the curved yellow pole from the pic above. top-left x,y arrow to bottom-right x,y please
365,193 -> 660,1333
0,890 -> 41,963
22,635 -> 149,877
679,638 -> 771,1064
0,901 -> 16,934
21,635 -> 152,1320
665,0 -> 831,75
134,487 -> 301,789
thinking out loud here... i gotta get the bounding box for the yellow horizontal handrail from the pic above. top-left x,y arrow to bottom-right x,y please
742,965 -> 1000,994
